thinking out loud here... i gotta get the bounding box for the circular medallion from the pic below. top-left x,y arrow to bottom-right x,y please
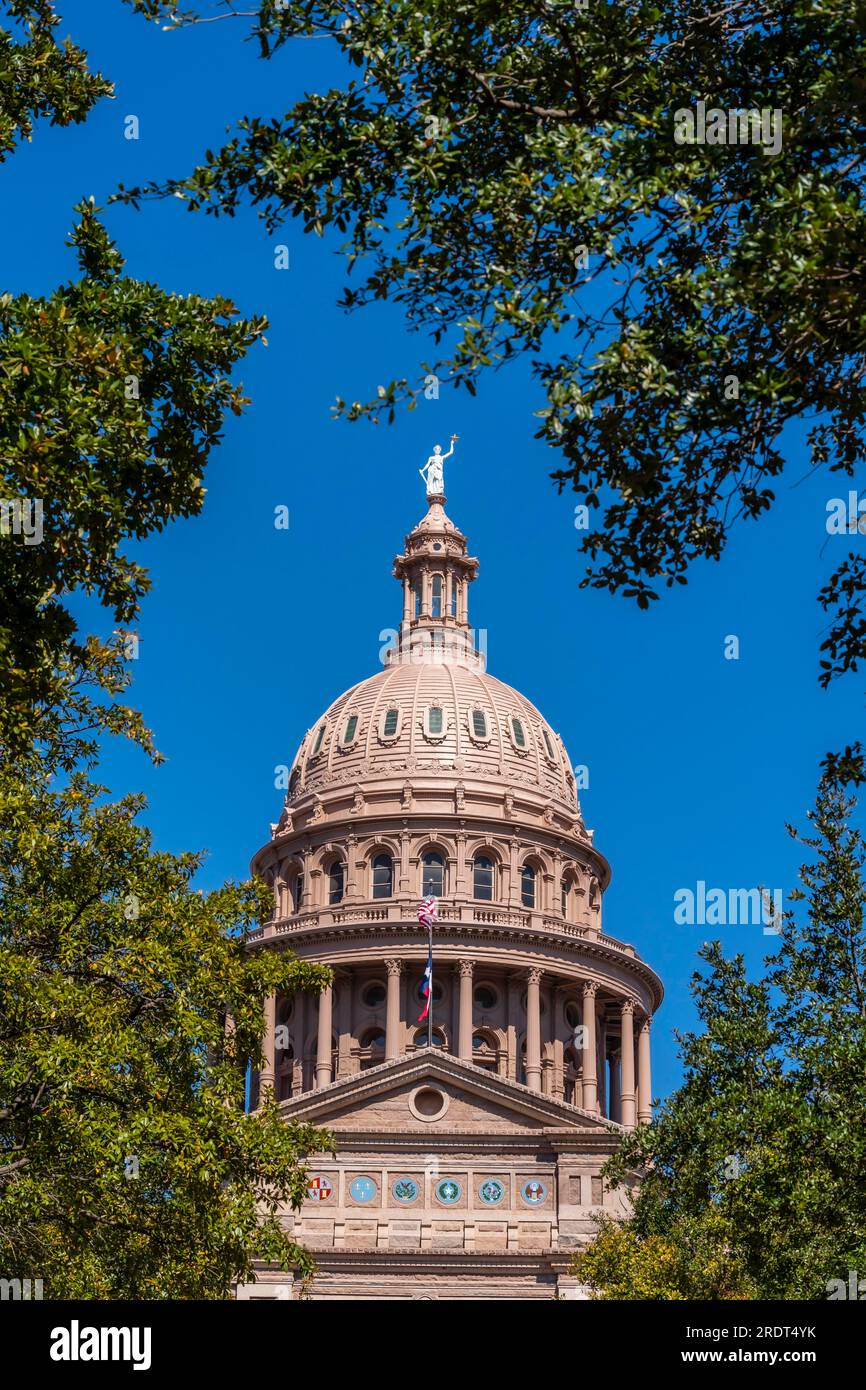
306,1175 -> 333,1202
349,1175 -> 377,1203
521,1180 -> 547,1205
436,1178 -> 461,1205
392,1178 -> 419,1204
479,1178 -> 505,1205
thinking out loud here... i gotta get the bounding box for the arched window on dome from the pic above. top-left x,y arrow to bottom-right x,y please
431,573 -> 443,618
422,852 -> 444,899
521,863 -> 537,909
449,574 -> 457,617
561,878 -> 569,919
473,854 -> 494,902
372,853 -> 393,899
412,578 -> 422,618
290,869 -> 304,914
328,861 -> 345,905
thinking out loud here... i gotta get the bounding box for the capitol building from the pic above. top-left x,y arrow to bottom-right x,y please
239,460 -> 663,1300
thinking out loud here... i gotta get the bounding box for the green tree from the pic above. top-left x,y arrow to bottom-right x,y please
1,0 -> 327,1298
0,0 -> 110,157
1,199 -> 266,763
120,0 -> 866,683
0,765 -> 332,1297
574,759 -> 866,1299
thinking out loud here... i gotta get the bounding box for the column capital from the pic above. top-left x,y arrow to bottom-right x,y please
638,1013 -> 652,1033
526,966 -> 543,986
582,979 -> 599,999
620,997 -> 636,1016
385,957 -> 403,977
457,958 -> 475,979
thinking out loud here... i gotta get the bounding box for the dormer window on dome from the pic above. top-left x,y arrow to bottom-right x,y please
471,708 -> 489,739
542,727 -> 555,760
312,723 -> 326,755
425,705 -> 444,738
511,717 -> 527,749
343,715 -> 359,746
382,708 -> 399,737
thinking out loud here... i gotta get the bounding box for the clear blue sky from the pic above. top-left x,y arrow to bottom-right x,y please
3,1 -> 861,1102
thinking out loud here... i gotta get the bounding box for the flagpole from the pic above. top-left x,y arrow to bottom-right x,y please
427,906 -> 434,1049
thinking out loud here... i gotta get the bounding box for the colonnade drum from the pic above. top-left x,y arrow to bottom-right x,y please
239,488 -> 663,1302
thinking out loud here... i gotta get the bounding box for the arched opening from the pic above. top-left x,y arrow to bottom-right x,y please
328,860 -> 345,905
372,853 -> 393,899
472,1029 -> 498,1071
359,1027 -> 386,1071
521,863 -> 537,909
421,851 -> 444,899
277,1045 -> 294,1101
473,854 -> 494,901
431,573 -> 443,618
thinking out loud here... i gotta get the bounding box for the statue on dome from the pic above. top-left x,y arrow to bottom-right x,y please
420,434 -> 458,497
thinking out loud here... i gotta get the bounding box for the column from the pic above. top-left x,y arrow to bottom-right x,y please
260,992 -> 276,1097
609,1049 -> 621,1124
525,967 -> 542,1092
620,1000 -> 636,1130
399,831 -> 410,895
638,1015 -> 653,1125
458,959 -> 474,1060
581,981 -> 598,1111
402,575 -> 412,624
345,835 -> 358,901
336,969 -> 353,1080
507,838 -> 520,906
597,1006 -> 607,1118
506,973 -> 520,1080
315,981 -> 333,1088
385,958 -> 402,1061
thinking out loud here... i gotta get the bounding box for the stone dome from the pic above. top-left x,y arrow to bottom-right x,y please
288,664 -> 580,811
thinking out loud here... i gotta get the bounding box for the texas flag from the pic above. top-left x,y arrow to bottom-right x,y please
417,944 -> 433,1023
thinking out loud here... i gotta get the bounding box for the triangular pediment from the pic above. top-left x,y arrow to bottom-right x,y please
277,1053 -> 617,1135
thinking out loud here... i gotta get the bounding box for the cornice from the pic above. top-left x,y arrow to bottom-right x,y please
248,915 -> 663,1011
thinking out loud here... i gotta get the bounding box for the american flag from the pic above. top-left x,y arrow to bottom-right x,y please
417,896 -> 438,929
417,897 -> 438,1022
